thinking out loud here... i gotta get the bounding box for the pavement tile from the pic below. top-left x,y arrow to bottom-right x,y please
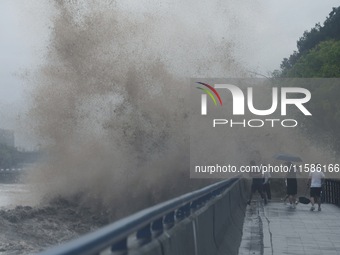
238,202 -> 340,254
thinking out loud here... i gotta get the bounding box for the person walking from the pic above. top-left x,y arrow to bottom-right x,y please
247,160 -> 267,205
308,167 -> 325,211
263,171 -> 271,201
286,162 -> 297,209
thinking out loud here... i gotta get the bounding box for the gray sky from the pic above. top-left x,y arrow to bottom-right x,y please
0,0 -> 339,147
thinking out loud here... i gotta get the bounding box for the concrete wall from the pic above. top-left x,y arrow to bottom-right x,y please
131,179 -> 249,255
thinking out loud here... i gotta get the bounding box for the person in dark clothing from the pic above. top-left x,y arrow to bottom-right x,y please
247,160 -> 267,205
263,171 -> 271,201
285,162 -> 297,208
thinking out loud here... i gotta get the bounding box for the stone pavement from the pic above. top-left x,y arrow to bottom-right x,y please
238,200 -> 340,255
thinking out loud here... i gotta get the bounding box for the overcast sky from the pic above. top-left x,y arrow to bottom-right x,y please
0,0 -> 339,147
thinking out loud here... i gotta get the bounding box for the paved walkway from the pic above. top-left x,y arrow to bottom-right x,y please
238,200 -> 340,255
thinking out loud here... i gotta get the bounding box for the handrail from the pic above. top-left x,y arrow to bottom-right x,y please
37,176 -> 240,255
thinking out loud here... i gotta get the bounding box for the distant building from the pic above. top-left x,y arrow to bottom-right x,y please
0,129 -> 15,147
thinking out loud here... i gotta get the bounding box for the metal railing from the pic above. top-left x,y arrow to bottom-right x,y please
323,179 -> 340,206
37,176 -> 240,255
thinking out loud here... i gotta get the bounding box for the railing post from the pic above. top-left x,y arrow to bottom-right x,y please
36,177 -> 239,255
328,180 -> 331,204
136,223 -> 152,246
323,180 -> 328,203
163,211 -> 175,230
111,238 -> 127,255
331,180 -> 334,204
151,217 -> 163,238
333,180 -> 336,204
327,180 -> 331,203
175,203 -> 190,222
335,181 -> 340,206
334,180 -> 336,204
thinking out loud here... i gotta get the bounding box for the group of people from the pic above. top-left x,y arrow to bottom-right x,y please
283,162 -> 325,211
247,160 -> 325,211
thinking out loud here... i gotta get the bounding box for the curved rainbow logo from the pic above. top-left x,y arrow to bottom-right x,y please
196,82 -> 223,106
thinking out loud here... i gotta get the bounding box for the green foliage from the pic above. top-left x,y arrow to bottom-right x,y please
280,6 -> 340,75
283,40 -> 340,78
297,7 -> 340,53
275,6 -> 340,153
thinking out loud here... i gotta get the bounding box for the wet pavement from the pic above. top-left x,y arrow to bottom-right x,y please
239,199 -> 340,255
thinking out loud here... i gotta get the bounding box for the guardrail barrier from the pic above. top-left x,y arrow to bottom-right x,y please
38,176 -> 249,255
323,179 -> 340,206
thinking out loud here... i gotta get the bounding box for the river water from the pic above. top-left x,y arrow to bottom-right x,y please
0,182 -> 108,255
0,184 -> 37,209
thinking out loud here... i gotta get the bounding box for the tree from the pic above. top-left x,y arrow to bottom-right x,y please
275,6 -> 340,153
279,7 -> 340,76
283,40 -> 340,78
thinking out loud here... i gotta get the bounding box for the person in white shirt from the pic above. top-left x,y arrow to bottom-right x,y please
308,167 -> 325,211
